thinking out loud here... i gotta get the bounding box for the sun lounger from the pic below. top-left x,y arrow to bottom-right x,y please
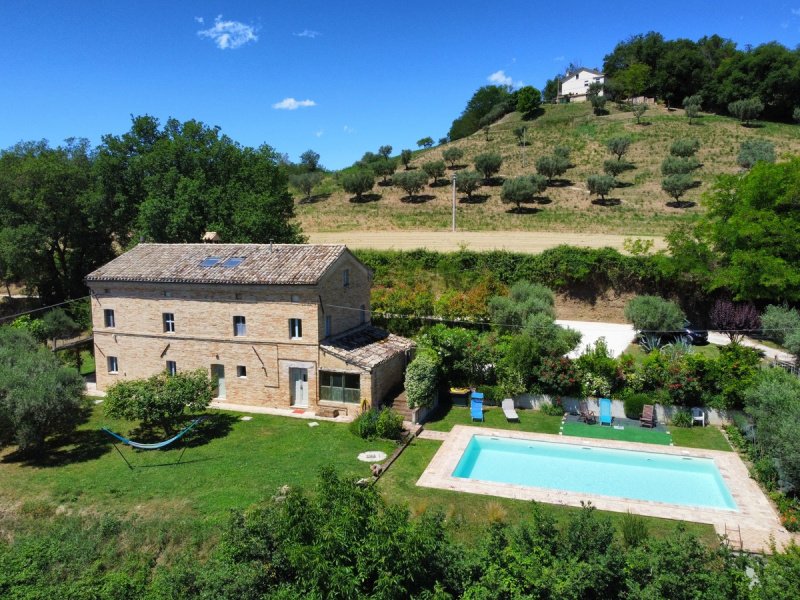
578,400 -> 596,424
640,404 -> 656,428
599,397 -> 612,426
470,398 -> 484,422
502,398 -> 519,422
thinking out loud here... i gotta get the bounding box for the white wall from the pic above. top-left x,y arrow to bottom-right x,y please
561,71 -> 604,98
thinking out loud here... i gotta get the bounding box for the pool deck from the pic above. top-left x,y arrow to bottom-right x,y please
417,425 -> 796,553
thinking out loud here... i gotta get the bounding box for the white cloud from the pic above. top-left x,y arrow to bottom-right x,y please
197,15 -> 258,50
488,70 -> 513,86
314,130 -> 324,137
791,8 -> 800,16
272,97 -> 316,110
343,125 -> 355,134
194,16 -> 204,24
294,29 -> 320,39
553,55 -> 565,62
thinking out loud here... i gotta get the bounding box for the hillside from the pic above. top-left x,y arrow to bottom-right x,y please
295,103 -> 800,236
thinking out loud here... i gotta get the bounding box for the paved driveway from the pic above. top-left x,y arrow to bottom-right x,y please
556,320 -> 635,358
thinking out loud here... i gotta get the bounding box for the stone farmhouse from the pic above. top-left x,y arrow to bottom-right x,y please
85,244 -> 414,415
558,68 -> 604,103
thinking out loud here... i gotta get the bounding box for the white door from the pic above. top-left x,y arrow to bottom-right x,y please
290,368 -> 308,407
211,364 -> 226,399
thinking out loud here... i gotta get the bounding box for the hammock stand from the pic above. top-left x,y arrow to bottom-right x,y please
101,417 -> 205,469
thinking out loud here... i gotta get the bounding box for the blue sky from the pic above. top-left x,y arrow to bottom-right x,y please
2,1 -> 799,169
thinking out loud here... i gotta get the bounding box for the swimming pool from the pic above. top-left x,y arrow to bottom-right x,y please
452,435 -> 737,511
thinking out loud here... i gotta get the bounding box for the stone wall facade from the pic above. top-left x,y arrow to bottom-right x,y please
90,252 -> 378,410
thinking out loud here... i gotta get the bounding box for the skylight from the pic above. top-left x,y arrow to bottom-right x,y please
200,257 -> 221,267
222,257 -> 245,268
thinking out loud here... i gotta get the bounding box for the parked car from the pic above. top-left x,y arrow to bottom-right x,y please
665,321 -> 708,345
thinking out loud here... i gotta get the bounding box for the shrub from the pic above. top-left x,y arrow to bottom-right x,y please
671,409 -> 693,427
620,511 -> 649,548
540,401 -> 566,416
536,357 -> 581,397
624,295 -> 685,336
669,138 -> 700,157
476,384 -> 502,406
761,304 -> 800,345
581,372 -> 612,398
404,349 -> 440,409
349,408 -> 380,439
661,156 -> 700,175
375,408 -> 404,440
737,139 -> 775,169
623,392 -> 648,419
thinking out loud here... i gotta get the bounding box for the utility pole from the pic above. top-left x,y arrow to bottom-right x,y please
451,174 -> 457,232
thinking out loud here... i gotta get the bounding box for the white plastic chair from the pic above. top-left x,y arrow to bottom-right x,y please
691,407 -> 705,427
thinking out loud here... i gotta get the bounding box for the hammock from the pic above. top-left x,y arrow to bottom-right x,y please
101,417 -> 205,450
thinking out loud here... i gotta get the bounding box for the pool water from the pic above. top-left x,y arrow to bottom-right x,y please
452,435 -> 737,511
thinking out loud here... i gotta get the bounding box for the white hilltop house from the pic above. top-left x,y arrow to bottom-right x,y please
558,68 -> 604,103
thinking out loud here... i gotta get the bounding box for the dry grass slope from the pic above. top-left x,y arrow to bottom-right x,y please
296,103 -> 800,236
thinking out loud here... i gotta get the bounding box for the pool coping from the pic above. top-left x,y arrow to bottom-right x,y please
417,425 -> 794,553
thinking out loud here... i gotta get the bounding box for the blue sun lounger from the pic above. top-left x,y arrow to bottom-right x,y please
599,398 -> 612,426
470,392 -> 484,422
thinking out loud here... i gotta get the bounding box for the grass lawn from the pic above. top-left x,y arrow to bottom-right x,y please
0,401 -> 724,557
377,438 -> 719,546
423,404 -> 563,433
670,426 -> 733,451
0,405 -> 395,527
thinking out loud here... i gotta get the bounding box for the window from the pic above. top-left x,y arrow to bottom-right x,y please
325,315 -> 332,337
166,360 -> 177,376
291,294 -> 300,303
163,312 -> 175,333
343,268 -> 350,287
107,356 -> 119,374
360,304 -> 366,324
103,309 -> 115,328
163,291 -> 172,298
200,257 -> 221,267
289,318 -> 302,339
233,315 -> 246,336
237,365 -> 247,378
222,257 -> 244,268
320,371 -> 360,403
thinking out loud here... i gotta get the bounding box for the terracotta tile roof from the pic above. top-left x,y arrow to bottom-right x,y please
321,325 -> 415,371
85,243 -> 349,285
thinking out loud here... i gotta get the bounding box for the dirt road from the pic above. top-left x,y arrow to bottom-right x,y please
307,231 -> 666,254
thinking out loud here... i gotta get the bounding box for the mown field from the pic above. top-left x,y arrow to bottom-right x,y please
295,103 -> 800,236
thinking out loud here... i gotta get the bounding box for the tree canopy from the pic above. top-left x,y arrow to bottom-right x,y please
448,85 -> 513,141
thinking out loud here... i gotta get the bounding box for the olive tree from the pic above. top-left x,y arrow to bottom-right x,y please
587,175 -> 615,202
393,170 -> 429,202
442,146 -> 464,168
683,95 -> 702,124
728,97 -> 764,125
536,155 -> 568,183
416,137 -> 434,149
661,156 -> 700,175
624,295 -> 686,337
400,149 -> 413,170
661,174 -> 693,203
0,328 -> 86,453
371,159 -> 397,184
454,170 -> 483,200
341,169 -> 375,200
421,160 -> 446,185
737,139 -> 775,170
606,136 -> 632,161
473,152 -> 503,183
501,176 -> 536,211
290,171 -> 324,202
670,138 -> 700,157
377,145 -> 392,159
632,103 -> 647,124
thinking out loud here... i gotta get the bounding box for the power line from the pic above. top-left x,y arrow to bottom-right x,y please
0,296 -> 90,323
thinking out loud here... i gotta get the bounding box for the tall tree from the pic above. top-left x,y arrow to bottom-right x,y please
400,149 -> 413,170
543,77 -> 560,103
515,86 -> 542,119
0,139 -> 115,302
299,149 -> 321,171
95,116 -> 303,247
448,85 -> 513,141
